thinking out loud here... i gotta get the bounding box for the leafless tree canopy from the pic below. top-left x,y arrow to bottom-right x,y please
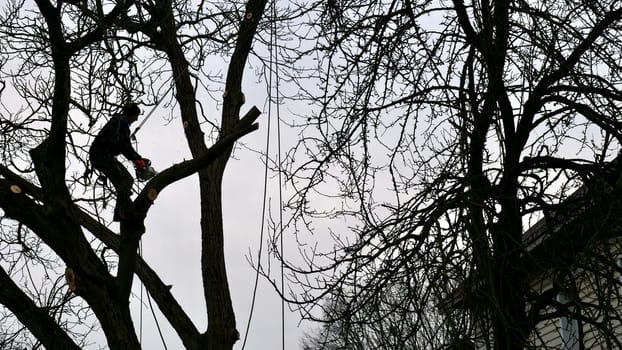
274,1 -> 622,349
0,0 -> 267,349
1,0 -> 621,348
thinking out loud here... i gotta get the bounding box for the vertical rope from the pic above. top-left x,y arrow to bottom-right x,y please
241,2 -> 285,348
147,290 -> 169,350
138,238 -> 168,349
138,241 -> 168,350
240,1 -> 275,345
273,0 -> 286,347
240,90 -> 271,349
139,242 -> 144,343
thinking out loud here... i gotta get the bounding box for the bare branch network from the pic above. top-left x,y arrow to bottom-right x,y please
1,1 -> 622,350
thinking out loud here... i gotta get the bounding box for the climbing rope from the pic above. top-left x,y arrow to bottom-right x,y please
274,0 -> 286,346
241,0 -> 285,348
138,242 -> 169,350
131,82 -> 175,139
139,242 -> 144,343
240,44 -> 273,350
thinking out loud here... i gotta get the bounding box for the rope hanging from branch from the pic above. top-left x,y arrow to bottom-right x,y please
241,0 -> 285,348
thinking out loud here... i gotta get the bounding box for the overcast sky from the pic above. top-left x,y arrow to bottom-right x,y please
0,4 -> 311,347
125,79 -> 308,350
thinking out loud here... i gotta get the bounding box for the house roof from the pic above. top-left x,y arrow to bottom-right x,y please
522,185 -> 589,252
443,156 -> 622,310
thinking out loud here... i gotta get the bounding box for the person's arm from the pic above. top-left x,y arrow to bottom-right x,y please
119,123 -> 142,162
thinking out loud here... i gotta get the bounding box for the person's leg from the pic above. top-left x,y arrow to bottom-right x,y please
107,161 -> 134,198
96,160 -> 134,221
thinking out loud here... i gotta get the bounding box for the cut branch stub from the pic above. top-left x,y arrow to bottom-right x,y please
9,184 -> 22,194
65,267 -> 78,292
147,188 -> 158,201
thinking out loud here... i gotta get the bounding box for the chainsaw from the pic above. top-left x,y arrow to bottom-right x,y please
135,159 -> 158,181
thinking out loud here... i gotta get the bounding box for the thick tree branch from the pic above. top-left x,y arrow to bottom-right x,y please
452,0 -> 480,47
200,1 -> 268,348
0,178 -> 141,349
0,266 -> 81,350
75,209 -> 203,348
134,106 -> 261,213
114,105 -> 260,319
516,6 -> 622,148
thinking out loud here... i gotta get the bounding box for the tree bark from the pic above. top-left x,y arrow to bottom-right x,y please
201,1 -> 268,348
151,1 -> 268,348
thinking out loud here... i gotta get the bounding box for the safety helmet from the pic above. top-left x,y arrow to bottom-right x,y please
122,103 -> 141,117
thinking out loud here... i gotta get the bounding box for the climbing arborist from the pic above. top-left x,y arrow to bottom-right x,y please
90,102 -> 151,221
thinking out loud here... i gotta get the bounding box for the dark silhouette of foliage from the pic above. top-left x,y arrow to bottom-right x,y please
274,1 -> 622,349
0,0 -> 267,349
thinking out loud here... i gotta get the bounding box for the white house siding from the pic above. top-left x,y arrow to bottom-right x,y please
530,265 -> 622,350
473,262 -> 622,350
527,276 -> 565,349
574,269 -> 622,350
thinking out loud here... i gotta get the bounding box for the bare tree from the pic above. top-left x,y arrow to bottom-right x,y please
0,0 -> 267,349
273,1 -> 622,349
300,283 -> 446,350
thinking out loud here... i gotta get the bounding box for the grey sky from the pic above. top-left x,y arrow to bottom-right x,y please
126,87 -> 307,349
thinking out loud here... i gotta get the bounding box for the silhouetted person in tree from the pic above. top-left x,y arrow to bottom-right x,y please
90,103 -> 149,221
